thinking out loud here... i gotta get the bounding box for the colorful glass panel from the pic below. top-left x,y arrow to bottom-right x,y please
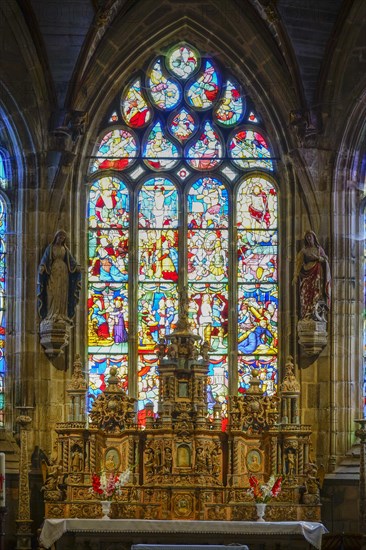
143,122 -> 180,171
0,153 -> 7,189
215,80 -> 244,127
206,356 -> 228,415
188,283 -> 228,353
138,284 -> 178,350
121,78 -> 151,128
166,44 -> 199,80
237,283 -> 278,355
187,177 -> 228,229
88,229 -> 128,283
186,61 -> 220,110
364,211 -> 366,416
91,129 -> 137,172
237,230 -> 277,283
248,111 -> 258,123
139,229 -> 178,282
138,178 -> 179,421
169,109 -> 196,142
88,284 -> 129,354
237,175 -> 278,394
0,197 -> 5,427
138,178 -> 178,228
237,176 -> 277,230
137,355 -> 160,423
88,354 -> 128,403
186,121 -> 223,170
238,356 -> 277,396
88,177 -> 129,229
148,59 -> 181,110
109,111 -> 118,123
187,230 -> 228,282
88,175 -> 129,409
229,130 -> 273,170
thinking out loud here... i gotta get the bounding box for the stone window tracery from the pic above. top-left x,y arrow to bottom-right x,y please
87,43 -> 278,426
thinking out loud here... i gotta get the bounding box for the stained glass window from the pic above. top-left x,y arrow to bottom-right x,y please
0,196 -> 6,427
87,42 -> 278,425
0,151 -> 8,189
364,210 -> 366,417
237,176 -> 278,395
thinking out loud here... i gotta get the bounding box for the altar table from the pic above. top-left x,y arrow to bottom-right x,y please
39,519 -> 328,550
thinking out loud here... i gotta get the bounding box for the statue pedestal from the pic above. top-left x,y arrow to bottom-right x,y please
39,317 -> 72,359
297,319 -> 327,356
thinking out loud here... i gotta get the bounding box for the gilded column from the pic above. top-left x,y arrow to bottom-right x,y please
15,413 -> 32,550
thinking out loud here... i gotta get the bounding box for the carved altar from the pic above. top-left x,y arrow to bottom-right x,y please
42,302 -> 321,522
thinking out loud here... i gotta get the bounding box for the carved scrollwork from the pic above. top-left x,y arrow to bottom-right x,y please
231,505 -> 254,521
46,504 -> 65,518
69,503 -> 100,519
89,367 -> 136,432
230,393 -> 279,432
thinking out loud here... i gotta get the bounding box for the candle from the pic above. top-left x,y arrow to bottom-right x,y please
0,452 -> 5,507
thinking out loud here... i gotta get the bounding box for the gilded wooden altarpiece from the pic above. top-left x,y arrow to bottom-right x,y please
42,312 -> 321,522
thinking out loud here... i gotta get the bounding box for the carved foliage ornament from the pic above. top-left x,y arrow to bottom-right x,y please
230,394 -> 279,432
89,392 -> 135,433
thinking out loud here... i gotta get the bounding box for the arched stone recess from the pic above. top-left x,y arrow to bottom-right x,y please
330,89 -> 366,468
0,1 -> 58,445
316,1 -> 366,468
67,5 -> 318,361
0,83 -> 38,433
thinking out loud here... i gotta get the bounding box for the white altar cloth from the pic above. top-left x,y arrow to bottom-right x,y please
39,519 -> 328,549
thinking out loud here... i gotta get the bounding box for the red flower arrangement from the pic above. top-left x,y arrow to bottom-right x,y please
248,474 -> 282,503
90,467 -> 132,500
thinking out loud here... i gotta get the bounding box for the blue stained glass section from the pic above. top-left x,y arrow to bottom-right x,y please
0,197 -> 6,427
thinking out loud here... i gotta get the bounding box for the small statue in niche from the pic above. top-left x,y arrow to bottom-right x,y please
293,230 -> 331,321
156,338 -> 166,359
71,446 -> 83,472
154,445 -> 162,473
38,230 -> 82,360
280,356 -> 300,393
38,230 -> 81,322
211,446 -> 221,477
286,448 -> 296,477
145,448 -> 155,478
167,337 -> 178,359
163,446 -> 173,473
195,446 -> 207,472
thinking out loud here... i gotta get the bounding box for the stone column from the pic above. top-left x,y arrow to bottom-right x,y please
355,418 -> 366,532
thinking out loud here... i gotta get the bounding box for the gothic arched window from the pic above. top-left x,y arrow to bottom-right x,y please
87,43 -> 278,425
0,150 -> 8,427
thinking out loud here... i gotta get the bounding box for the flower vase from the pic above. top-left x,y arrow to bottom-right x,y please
255,502 -> 267,522
101,500 -> 111,519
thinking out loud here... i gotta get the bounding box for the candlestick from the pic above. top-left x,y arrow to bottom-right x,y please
0,453 -> 5,507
